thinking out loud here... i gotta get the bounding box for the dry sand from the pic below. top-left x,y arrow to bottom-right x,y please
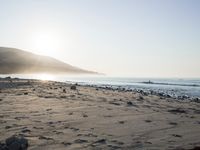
0,78 -> 200,150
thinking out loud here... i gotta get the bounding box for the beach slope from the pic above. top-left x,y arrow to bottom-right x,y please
0,78 -> 200,150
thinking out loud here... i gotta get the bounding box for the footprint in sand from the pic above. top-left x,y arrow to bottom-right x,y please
74,139 -> 88,144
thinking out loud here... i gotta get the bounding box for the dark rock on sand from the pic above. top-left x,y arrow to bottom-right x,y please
189,146 -> 200,150
172,134 -> 182,138
168,108 -> 187,114
70,85 -> 76,90
139,96 -> 144,100
193,98 -> 200,103
74,139 -> 88,143
126,101 -> 138,107
94,139 -> 106,144
145,120 -> 152,123
127,101 -> 135,106
4,135 -> 28,150
61,142 -> 72,146
0,142 -> 7,150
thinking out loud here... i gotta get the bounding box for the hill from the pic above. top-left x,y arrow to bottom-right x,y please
0,47 -> 97,74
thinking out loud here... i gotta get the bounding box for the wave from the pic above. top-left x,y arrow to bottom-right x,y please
140,81 -> 200,87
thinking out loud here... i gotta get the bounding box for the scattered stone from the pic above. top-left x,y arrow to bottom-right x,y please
139,96 -> 144,100
109,101 -> 121,106
169,122 -> 178,125
193,98 -> 200,103
127,101 -> 135,106
0,142 -> 7,150
94,139 -> 106,144
83,114 -> 88,117
60,95 -> 67,98
158,92 -> 164,97
5,76 -> 11,80
38,136 -> 53,140
21,129 -> 31,133
46,108 -> 52,111
189,146 -> 200,150
168,108 -> 187,114
145,120 -> 152,123
68,112 -> 73,115
172,134 -> 182,138
61,142 -> 71,146
119,121 -> 125,124
5,126 -> 12,129
70,85 -> 76,90
4,135 -> 28,150
166,94 -> 171,98
74,139 -> 88,143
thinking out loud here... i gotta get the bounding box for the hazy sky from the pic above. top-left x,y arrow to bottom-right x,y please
0,0 -> 200,77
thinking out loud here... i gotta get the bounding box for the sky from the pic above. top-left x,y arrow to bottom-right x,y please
0,0 -> 200,78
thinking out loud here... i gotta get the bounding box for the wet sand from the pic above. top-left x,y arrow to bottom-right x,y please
0,78 -> 200,150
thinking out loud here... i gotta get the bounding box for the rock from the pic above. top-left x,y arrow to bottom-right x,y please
193,97 -> 200,103
166,94 -> 171,98
145,120 -> 152,123
21,129 -> 31,133
5,136 -> 28,150
0,142 -> 7,150
94,139 -> 106,144
5,77 -> 11,80
190,146 -> 200,150
7,141 -> 21,150
70,85 -> 76,90
74,139 -> 88,143
168,108 -> 187,114
139,96 -> 144,100
63,89 -> 66,93
5,126 -> 12,129
158,92 -> 164,97
127,101 -> 133,106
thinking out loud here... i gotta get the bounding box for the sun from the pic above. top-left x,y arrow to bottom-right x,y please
30,31 -> 62,57
35,73 -> 55,81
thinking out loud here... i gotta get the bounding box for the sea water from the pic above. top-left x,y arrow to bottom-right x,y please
1,74 -> 200,98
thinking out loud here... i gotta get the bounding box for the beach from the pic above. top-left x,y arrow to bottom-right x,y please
0,78 -> 200,150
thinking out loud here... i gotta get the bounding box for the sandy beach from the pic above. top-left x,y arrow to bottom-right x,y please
0,78 -> 200,150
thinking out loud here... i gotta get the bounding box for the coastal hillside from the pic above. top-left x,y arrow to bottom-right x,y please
0,47 -> 97,74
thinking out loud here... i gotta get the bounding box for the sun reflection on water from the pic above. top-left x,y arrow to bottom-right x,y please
35,73 -> 55,81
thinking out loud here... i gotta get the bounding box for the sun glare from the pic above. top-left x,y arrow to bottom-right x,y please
35,74 -> 55,81
30,31 -> 63,57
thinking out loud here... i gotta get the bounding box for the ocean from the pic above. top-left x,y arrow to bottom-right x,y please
1,74 -> 200,98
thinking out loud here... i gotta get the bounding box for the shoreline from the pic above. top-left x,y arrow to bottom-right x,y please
1,76 -> 200,101
0,77 -> 200,149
